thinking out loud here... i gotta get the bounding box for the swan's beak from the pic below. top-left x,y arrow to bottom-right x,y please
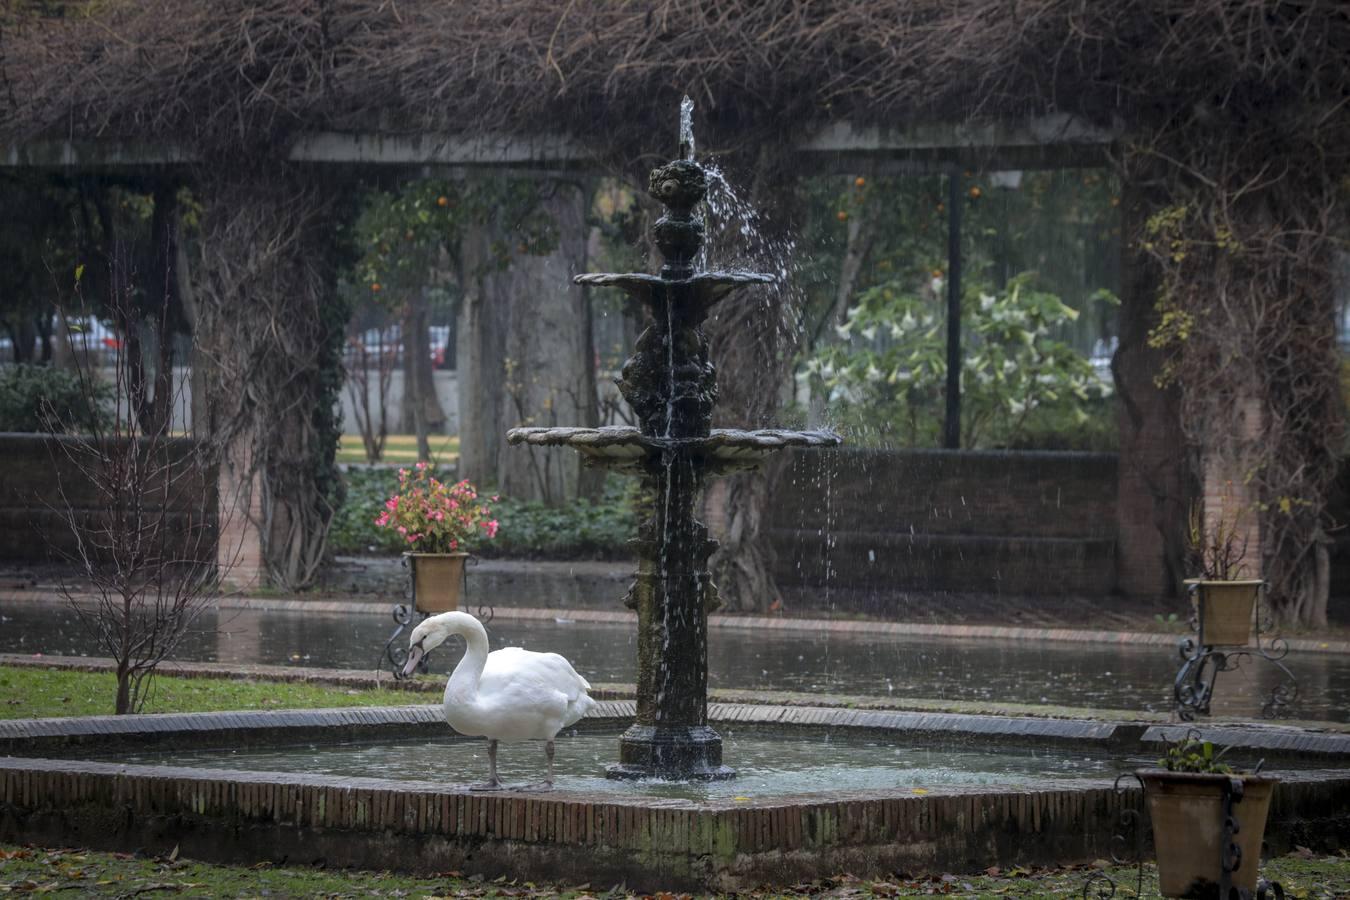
400,641 -> 425,679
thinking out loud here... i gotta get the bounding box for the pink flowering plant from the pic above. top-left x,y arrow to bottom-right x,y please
374,462 -> 499,553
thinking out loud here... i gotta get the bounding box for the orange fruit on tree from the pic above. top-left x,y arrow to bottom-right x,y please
371,282 -> 382,293
836,210 -> 848,222
854,176 -> 866,188
436,196 -> 449,207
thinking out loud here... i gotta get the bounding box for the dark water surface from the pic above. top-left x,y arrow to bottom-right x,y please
2,602 -> 1345,721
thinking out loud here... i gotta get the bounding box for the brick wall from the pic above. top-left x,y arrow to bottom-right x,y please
766,448 -> 1119,599
0,433 -> 216,564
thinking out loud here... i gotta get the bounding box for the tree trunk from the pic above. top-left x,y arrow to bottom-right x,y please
457,180 -> 600,502
114,665 -> 131,715
497,181 -> 601,504
400,287 -> 446,456
8,319 -> 36,363
173,210 -> 210,437
1113,180 -> 1193,598
455,228 -> 511,486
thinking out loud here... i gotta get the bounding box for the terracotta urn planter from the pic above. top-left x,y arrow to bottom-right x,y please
1185,579 -> 1262,647
404,551 -> 468,614
1139,768 -> 1277,898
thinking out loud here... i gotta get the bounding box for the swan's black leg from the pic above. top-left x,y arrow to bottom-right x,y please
469,739 -> 504,791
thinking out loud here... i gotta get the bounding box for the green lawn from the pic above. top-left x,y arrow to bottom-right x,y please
0,845 -> 1346,898
0,666 -> 432,719
337,433 -> 460,466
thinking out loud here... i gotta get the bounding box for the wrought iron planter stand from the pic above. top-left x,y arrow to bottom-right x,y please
378,556 -> 491,678
1083,772 -> 1285,899
1174,582 -> 1298,721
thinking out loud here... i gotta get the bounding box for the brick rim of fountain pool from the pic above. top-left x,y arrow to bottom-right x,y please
3,704 -> 1349,890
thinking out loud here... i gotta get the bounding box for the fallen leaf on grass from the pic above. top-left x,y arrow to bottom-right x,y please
118,882 -> 185,895
0,881 -> 60,894
984,866 -> 1001,877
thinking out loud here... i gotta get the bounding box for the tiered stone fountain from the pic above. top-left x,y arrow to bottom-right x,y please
507,110 -> 841,780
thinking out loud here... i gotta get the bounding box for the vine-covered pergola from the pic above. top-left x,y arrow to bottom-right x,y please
2,1 -> 1345,624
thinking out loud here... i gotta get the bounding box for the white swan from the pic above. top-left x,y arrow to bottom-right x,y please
401,610 -> 595,791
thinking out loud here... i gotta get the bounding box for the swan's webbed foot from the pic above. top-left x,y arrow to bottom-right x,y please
510,780 -> 554,792
468,779 -> 507,791
508,740 -> 556,791
467,739 -> 505,791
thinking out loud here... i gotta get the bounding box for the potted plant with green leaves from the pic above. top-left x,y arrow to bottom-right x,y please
1185,487 -> 1262,647
1139,734 -> 1277,898
376,463 -> 499,613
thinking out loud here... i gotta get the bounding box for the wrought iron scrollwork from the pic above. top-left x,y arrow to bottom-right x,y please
378,553 -> 492,678
380,602 -> 432,679
1082,773 -> 1146,900
466,555 -> 494,624
1173,582 -> 1299,721
1218,774 -> 1286,900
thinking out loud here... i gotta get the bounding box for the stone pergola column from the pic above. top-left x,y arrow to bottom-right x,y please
192,163 -> 345,592
1200,392 -> 1265,580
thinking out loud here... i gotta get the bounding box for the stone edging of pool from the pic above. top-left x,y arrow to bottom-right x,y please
4,589 -> 1348,655
2,703 -> 1349,890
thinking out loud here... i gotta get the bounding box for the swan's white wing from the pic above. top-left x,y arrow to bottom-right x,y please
468,647 -> 594,740
481,647 -> 590,697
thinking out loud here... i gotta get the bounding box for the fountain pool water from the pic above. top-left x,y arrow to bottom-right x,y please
106,728 -> 1145,801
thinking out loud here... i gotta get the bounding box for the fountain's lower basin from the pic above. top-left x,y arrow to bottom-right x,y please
4,703 -> 1349,892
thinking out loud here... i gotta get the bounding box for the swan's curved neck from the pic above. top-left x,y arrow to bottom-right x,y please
445,615 -> 490,701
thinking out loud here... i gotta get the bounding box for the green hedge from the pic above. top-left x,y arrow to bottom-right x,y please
0,364 -> 111,433
329,466 -> 637,560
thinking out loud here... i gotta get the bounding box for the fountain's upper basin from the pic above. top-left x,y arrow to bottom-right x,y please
506,425 -> 842,470
574,271 -> 774,309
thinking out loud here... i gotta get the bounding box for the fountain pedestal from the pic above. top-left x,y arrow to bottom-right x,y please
507,145 -> 841,781
609,456 -> 732,780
